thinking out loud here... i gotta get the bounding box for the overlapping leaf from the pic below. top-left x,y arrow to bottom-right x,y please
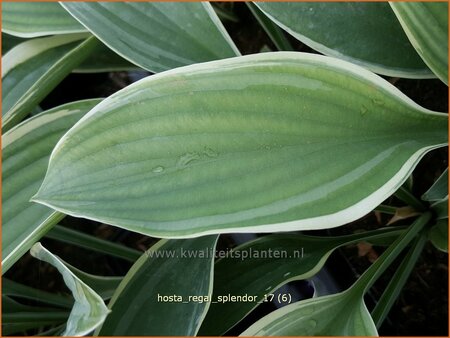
2,2 -> 86,38
61,2 -> 240,73
240,213 -> 430,336
2,99 -> 101,273
200,228 -> 402,335
97,236 -> 218,335
255,2 -> 432,78
33,53 -> 447,237
30,243 -> 109,336
2,295 -> 68,336
2,34 -> 98,131
390,2 -> 448,84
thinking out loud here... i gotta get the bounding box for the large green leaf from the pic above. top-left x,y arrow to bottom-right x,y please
61,2 -> 240,73
200,227 -> 403,335
33,53 -> 448,237
390,2 -> 448,85
2,99 -> 101,274
240,212 -> 430,336
2,34 -> 98,131
255,2 -> 433,78
2,2 -> 86,38
97,236 -> 218,335
30,243 -> 109,336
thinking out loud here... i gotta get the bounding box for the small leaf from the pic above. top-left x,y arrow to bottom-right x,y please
390,2 -> 448,85
200,228 -> 402,335
97,236 -> 218,335
33,53 -> 448,238
422,168 -> 448,202
428,219 -> 448,252
2,34 -> 99,131
240,291 -> 377,336
255,2 -> 433,78
61,2 -> 240,73
2,99 -> 101,273
2,2 -> 86,38
30,243 -> 109,336
386,206 -> 420,225
240,212 -> 430,336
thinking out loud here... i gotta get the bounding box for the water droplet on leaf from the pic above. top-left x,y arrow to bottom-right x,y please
203,147 -> 218,158
177,152 -> 200,167
152,166 -> 164,173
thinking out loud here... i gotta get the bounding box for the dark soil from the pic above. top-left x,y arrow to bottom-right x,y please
5,2 -> 448,336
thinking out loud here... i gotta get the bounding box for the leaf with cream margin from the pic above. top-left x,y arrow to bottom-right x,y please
2,99 -> 102,274
255,2 -> 432,78
240,213 -> 430,336
199,227 -> 403,335
2,2 -> 86,38
33,52 -> 447,238
2,34 -> 99,131
97,236 -> 218,335
390,2 -> 448,85
30,243 -> 109,336
64,262 -> 122,300
61,2 -> 240,73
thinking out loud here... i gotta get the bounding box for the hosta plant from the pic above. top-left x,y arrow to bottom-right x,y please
2,1 -> 448,336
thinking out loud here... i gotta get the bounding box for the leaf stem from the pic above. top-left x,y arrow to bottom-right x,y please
246,2 -> 294,51
46,225 -> 141,262
394,186 -> 427,212
351,212 -> 431,295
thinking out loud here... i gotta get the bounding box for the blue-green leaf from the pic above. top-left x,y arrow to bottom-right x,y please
97,236 -> 218,335
255,2 -> 433,78
2,2 -> 86,38
61,2 -> 239,73
33,53 -> 447,237
390,2 -> 448,84
2,34 -> 98,131
30,243 -> 109,336
2,99 -> 101,273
